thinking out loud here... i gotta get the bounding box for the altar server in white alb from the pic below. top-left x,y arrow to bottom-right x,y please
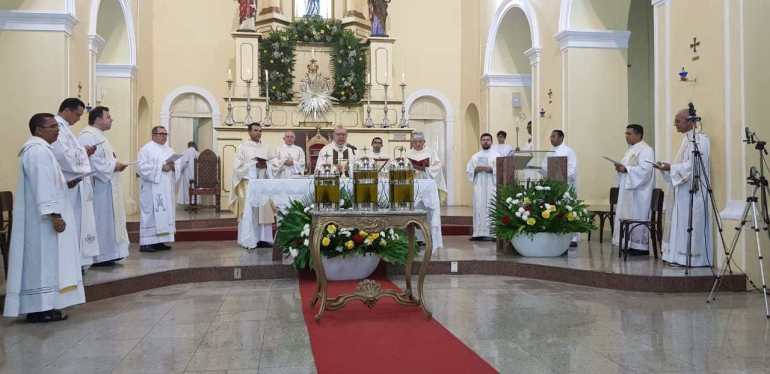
176,141 -> 199,206
271,130 -> 306,178
656,108 -> 712,267
407,132 -> 448,203
491,130 -> 513,156
611,124 -> 655,256
137,126 -> 179,252
4,113 -> 85,322
230,123 -> 274,249
78,107 -> 130,266
52,98 -> 99,268
467,133 -> 498,241
540,129 -> 579,245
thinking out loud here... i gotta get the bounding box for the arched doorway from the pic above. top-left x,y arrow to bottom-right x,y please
462,104 -> 481,203
405,90 -> 456,205
160,85 -> 222,153
483,0 -> 540,149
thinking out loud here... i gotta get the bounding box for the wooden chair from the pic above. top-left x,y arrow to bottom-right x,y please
588,187 -> 619,242
0,191 -> 13,280
618,188 -> 664,260
189,149 -> 221,212
306,132 -> 329,173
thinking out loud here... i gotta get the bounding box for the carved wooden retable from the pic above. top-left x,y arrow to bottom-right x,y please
309,209 -> 433,321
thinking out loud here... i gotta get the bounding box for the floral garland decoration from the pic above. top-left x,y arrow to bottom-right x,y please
259,16 -> 367,105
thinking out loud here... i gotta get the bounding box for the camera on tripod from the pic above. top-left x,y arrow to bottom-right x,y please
744,127 -> 767,152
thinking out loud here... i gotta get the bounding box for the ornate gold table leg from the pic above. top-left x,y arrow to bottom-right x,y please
416,221 -> 433,319
403,224 -> 416,300
310,219 -> 330,322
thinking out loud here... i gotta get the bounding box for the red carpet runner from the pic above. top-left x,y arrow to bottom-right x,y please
298,274 -> 498,374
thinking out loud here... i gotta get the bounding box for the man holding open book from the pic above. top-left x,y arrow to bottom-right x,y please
407,132 -> 447,204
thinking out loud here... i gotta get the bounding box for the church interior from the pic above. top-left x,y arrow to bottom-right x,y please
1,0 -> 770,372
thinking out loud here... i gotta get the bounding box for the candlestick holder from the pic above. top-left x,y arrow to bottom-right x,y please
244,79 -> 254,125
382,83 -> 390,128
363,82 -> 374,128
263,102 -> 273,127
224,79 -> 235,126
398,82 -> 408,128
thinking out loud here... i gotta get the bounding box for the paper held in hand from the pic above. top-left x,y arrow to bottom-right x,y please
67,170 -> 97,183
125,160 -> 139,166
165,154 -> 183,164
601,156 -> 622,165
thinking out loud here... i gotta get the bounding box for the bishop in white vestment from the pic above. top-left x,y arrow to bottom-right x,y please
176,142 -> 199,205
4,113 -> 85,321
467,134 -> 498,240
52,98 -> 99,267
407,132 -> 448,203
271,131 -> 306,178
315,126 -> 356,176
230,123 -> 275,249
611,125 -> 656,253
79,107 -> 130,265
137,126 -> 178,251
540,129 -> 578,189
657,110 -> 713,267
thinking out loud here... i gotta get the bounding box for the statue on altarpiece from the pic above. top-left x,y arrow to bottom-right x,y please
369,0 -> 391,36
238,0 -> 257,31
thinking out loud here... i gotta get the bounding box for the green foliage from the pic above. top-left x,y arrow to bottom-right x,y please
275,195 -> 410,270
258,16 -> 367,105
491,180 -> 595,241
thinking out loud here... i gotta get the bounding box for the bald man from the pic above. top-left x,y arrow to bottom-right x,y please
271,130 -> 306,178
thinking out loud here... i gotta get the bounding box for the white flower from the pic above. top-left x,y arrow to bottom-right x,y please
380,231 -> 386,237
336,246 -> 344,253
303,239 -> 309,247
566,206 -> 573,212
289,248 -> 299,258
512,199 -> 520,204
518,207 -> 525,213
515,211 -> 522,218
516,193 -> 524,197
506,197 -> 514,204
304,206 -> 312,213
310,204 -> 316,209
380,239 -> 387,246
339,199 -> 345,205
543,186 -> 551,191
535,185 -> 544,191
563,192 -> 571,199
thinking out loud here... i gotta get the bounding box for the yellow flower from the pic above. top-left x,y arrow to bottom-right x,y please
549,205 -> 557,212
523,197 -> 531,204
526,218 -> 536,226
359,230 -> 368,238
321,237 -> 331,247
326,225 -> 337,234
380,239 -> 387,246
371,232 -> 380,240
567,212 -> 576,221
541,211 -> 551,219
345,240 -> 354,250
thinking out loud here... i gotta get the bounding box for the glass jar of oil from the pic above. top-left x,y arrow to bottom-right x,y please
388,146 -> 415,210
314,157 -> 340,211
353,153 -> 379,211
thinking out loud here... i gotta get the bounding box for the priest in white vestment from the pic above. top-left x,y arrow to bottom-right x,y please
230,123 -> 275,249
176,142 -> 199,205
137,126 -> 178,252
407,132 -> 448,204
78,107 -> 130,265
271,131 -> 306,178
4,113 -> 85,321
467,133 -> 498,241
491,130 -> 513,157
611,124 -> 656,255
656,109 -> 713,267
541,129 -> 579,245
371,136 -> 390,179
52,98 -> 99,268
315,126 -> 356,176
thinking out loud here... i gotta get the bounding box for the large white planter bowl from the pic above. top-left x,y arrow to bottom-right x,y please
512,233 -> 573,257
321,253 -> 380,281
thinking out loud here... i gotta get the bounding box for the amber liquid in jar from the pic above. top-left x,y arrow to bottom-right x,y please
315,177 -> 340,206
353,170 -> 378,206
389,169 -> 414,206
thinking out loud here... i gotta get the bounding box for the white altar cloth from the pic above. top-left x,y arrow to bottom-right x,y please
247,177 -> 444,250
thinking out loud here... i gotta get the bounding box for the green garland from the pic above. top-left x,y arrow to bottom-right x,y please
259,16 -> 367,105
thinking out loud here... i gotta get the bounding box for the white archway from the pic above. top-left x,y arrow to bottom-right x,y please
89,0 -> 136,66
160,85 -> 222,129
558,0 -> 573,33
405,89 -> 456,204
483,0 -> 541,76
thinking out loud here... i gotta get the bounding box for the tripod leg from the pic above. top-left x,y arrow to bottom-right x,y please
707,201 -> 751,302
697,157 -> 734,272
749,202 -> 770,318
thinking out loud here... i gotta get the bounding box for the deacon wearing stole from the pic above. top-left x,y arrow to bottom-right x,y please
52,98 -> 99,267
656,109 -> 712,267
4,113 -> 85,321
79,107 -> 130,264
230,123 -> 275,249
270,130 -> 306,178
466,133 -> 498,240
612,124 -> 655,254
406,132 -> 448,203
137,126 -> 178,251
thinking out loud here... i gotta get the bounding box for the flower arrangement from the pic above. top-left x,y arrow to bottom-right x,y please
259,16 -> 367,105
491,180 -> 594,241
275,199 -> 409,270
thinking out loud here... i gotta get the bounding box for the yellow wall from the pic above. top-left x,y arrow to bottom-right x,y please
0,0 -> 64,11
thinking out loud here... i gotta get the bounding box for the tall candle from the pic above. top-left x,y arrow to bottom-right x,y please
227,68 -> 233,81
245,68 -> 252,81
265,69 -> 270,103
312,49 -> 316,59
401,73 -> 405,84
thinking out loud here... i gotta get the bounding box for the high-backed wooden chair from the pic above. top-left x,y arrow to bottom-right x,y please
0,191 -> 13,280
189,149 -> 221,212
306,132 -> 329,173
588,187 -> 619,243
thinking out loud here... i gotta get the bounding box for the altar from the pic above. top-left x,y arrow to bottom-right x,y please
246,178 -> 444,250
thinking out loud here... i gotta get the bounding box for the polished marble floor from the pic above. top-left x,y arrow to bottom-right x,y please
1,275 -> 769,374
